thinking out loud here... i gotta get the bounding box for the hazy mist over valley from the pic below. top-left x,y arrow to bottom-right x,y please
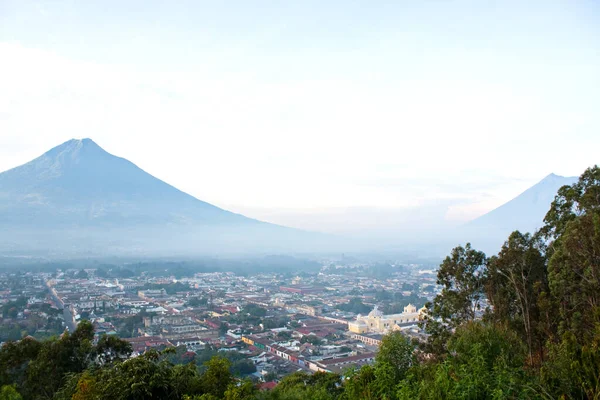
0,138 -> 580,258
1,2 -> 600,399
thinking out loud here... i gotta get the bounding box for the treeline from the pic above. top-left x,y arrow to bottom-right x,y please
1,166 -> 599,399
0,255 -> 321,277
96,255 -> 322,278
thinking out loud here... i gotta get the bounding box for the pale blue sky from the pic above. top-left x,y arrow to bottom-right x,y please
1,0 -> 599,233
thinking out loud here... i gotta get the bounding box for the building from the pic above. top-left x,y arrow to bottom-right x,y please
279,286 -> 323,295
138,289 -> 167,299
287,304 -> 321,316
144,314 -> 191,327
351,333 -> 383,346
125,336 -> 172,354
314,353 -> 376,373
348,304 -> 425,334
165,324 -> 207,334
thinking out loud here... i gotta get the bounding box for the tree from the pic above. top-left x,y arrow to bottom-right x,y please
421,243 -> 486,355
262,371 -> 277,382
342,365 -> 376,400
219,322 -> 229,337
23,321 -> 95,398
269,371 -> 342,400
541,330 -> 600,399
375,331 -> 414,383
94,335 -> 132,365
0,385 -> 22,400
0,337 -> 42,390
485,231 -> 548,365
70,372 -> 99,400
276,331 -> 291,341
541,165 -> 600,242
397,322 -> 532,400
336,298 -> 371,315
186,297 -> 208,307
201,357 -> 234,398
224,379 -> 257,400
300,335 -> 322,346
74,269 -> 89,279
243,304 -> 267,318
542,166 -> 600,344
341,332 -> 416,400
231,359 -> 256,376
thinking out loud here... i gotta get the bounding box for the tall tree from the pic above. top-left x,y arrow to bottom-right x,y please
485,231 -> 548,365
542,165 -> 600,243
421,243 -> 486,355
375,331 -> 415,382
541,166 -> 600,343
548,213 -> 600,342
200,357 -> 234,399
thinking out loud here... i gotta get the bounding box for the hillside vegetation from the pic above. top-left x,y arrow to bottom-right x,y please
1,165 -> 600,399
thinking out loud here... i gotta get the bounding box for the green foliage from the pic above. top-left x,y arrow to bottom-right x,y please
74,269 -> 89,279
485,231 -> 548,364
540,166 -> 600,343
115,310 -> 148,338
375,331 -> 414,382
186,297 -> 209,307
224,379 -> 258,400
548,212 -> 600,342
541,165 -> 600,241
396,323 -> 535,400
201,357 -> 234,398
342,365 -> 376,400
2,298 -> 27,319
94,334 -> 133,364
540,329 -> 600,399
263,371 -> 277,382
143,281 -> 191,295
276,331 -> 291,340
230,359 -> 257,376
0,385 -> 22,400
300,334 -> 322,346
0,321 -> 133,399
262,316 -> 290,330
266,371 -> 342,400
421,243 -> 486,355
336,298 -> 371,315
243,304 -> 267,318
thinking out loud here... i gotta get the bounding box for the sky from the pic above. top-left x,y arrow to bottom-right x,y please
1,0 -> 599,234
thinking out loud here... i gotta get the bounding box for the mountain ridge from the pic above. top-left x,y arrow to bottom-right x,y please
0,138 -> 255,227
0,138 -> 322,256
460,172 -> 578,253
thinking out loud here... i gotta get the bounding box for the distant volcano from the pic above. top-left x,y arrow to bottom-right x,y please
461,173 -> 578,252
0,139 -> 319,255
0,138 -> 255,226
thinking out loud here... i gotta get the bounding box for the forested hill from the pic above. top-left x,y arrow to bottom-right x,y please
1,165 -> 600,400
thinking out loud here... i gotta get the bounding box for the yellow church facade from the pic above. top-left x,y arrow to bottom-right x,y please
348,304 -> 425,334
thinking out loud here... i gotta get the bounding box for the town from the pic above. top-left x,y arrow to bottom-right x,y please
0,260 -> 439,383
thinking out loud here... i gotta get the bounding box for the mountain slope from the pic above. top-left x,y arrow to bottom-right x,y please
0,139 -> 321,255
461,173 -> 577,252
0,138 -> 252,227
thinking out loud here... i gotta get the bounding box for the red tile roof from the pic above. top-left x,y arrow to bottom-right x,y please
259,381 -> 278,390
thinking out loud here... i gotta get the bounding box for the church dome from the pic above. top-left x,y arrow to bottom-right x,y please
368,306 -> 383,318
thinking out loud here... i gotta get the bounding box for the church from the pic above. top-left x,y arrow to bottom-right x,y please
348,304 -> 426,334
